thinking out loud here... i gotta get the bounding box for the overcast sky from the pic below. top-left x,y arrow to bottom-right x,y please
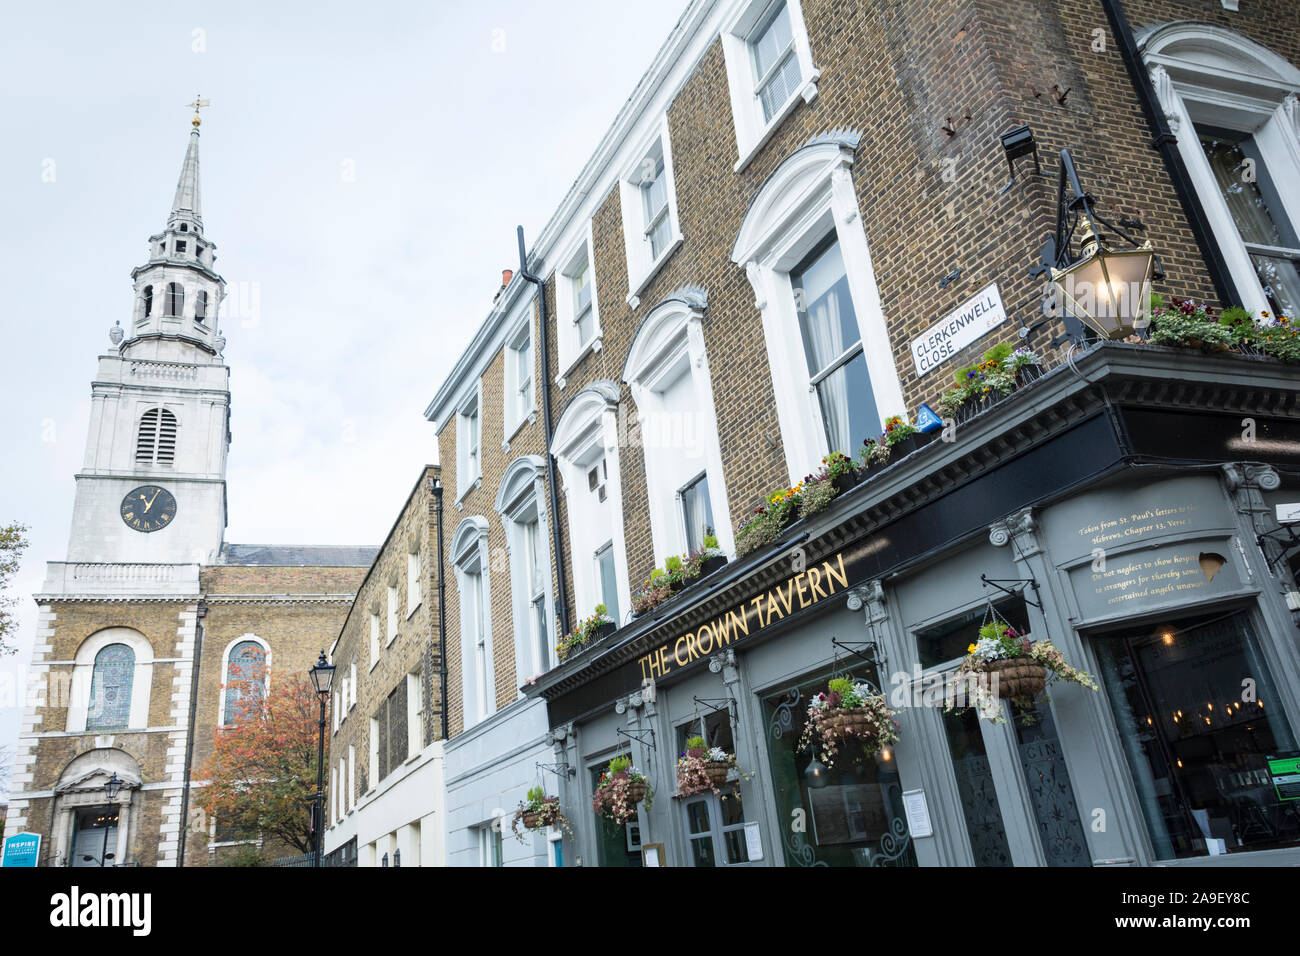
0,0 -> 691,787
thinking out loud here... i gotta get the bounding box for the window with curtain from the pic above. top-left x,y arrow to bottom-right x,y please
749,1 -> 801,122
1094,608 -> 1300,859
87,644 -> 135,730
572,258 -> 595,347
679,472 -> 714,553
791,235 -> 880,455
1199,126 -> 1300,318
523,517 -> 550,671
595,541 -> 620,625
223,640 -> 266,725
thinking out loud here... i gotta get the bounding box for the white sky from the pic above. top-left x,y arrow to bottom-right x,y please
0,0 -> 691,788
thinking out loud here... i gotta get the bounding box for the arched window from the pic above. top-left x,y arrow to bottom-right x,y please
87,644 -> 135,730
195,290 -> 208,323
142,285 -> 153,318
223,640 -> 267,725
135,408 -> 178,465
165,282 -> 184,317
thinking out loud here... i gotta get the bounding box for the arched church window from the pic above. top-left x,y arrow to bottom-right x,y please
196,290 -> 208,323
165,282 -> 184,317
87,644 -> 135,730
136,408 -> 178,465
142,285 -> 153,318
223,640 -> 267,725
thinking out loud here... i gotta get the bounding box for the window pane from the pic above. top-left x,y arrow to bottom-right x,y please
762,668 -> 917,867
943,707 -> 1013,866
576,304 -> 594,346
686,800 -> 711,835
813,350 -> 879,456
915,597 -> 1032,670
1094,609 -> 1300,859
88,644 -> 135,730
648,212 -> 672,260
750,2 -> 793,78
681,474 -> 714,553
596,544 -> 620,625
224,640 -> 266,725
758,51 -> 801,122
1012,700 -> 1090,866
690,836 -> 716,867
723,826 -> 750,864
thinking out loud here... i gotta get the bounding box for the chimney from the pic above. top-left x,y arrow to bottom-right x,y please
494,268 -> 513,304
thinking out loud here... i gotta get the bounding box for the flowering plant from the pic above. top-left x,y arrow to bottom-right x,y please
556,603 -> 611,661
882,415 -> 919,447
857,437 -> 890,468
952,619 -> 1099,723
510,785 -> 573,841
797,677 -> 901,768
798,472 -> 838,517
736,483 -> 804,556
821,450 -> 858,481
592,755 -> 651,824
1148,295 -> 1234,350
675,735 -> 740,797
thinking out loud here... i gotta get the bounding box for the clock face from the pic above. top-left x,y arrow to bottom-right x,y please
120,485 -> 178,533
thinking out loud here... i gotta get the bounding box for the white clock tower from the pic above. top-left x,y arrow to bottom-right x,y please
64,111 -> 231,567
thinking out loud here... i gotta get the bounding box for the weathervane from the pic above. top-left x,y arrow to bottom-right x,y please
186,94 -> 210,128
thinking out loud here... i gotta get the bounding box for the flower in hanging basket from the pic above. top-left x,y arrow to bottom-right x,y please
592,755 -> 651,824
951,619 -> 1099,723
797,677 -> 900,769
510,785 -> 574,841
675,736 -> 740,797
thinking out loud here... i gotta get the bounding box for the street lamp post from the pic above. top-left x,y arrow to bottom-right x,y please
83,772 -> 123,867
308,650 -> 335,869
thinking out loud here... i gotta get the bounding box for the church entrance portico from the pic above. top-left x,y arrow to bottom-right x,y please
50,749 -> 140,868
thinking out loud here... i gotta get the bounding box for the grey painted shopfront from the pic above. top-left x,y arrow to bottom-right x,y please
530,342 -> 1300,867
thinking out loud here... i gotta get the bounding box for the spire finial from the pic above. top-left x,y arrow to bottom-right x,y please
186,94 -> 209,128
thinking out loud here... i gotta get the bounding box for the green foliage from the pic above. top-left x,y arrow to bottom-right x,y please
800,475 -> 838,516
526,784 -> 546,804
828,677 -> 854,696
665,555 -> 682,573
226,844 -> 264,867
0,522 -> 29,656
685,735 -> 707,751
593,603 -> 607,618
608,755 -> 631,775
703,532 -> 719,550
981,341 -> 1014,365
649,567 -> 664,581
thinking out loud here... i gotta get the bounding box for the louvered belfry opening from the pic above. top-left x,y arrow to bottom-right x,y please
136,407 -> 178,465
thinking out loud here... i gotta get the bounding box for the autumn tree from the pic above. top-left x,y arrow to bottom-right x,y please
196,670 -> 326,856
0,522 -> 29,656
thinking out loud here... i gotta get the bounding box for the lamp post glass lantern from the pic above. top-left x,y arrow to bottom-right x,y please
309,650 -> 334,868
1038,146 -> 1159,340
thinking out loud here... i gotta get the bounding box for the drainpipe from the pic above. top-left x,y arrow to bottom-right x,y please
432,477 -> 449,742
176,602 -> 205,869
517,225 -> 571,637
1100,0 -> 1240,307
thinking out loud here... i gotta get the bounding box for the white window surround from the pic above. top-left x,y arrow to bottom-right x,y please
721,0 -> 820,173
1141,23 -> 1300,318
451,515 -> 497,726
216,633 -> 271,727
503,307 -> 539,443
369,611 -> 380,672
386,584 -> 399,646
550,382 -> 633,625
368,717 -> 380,790
347,745 -> 356,810
495,455 -> 556,685
407,546 -> 422,619
555,224 -> 604,387
622,289 -> 736,561
732,138 -> 905,485
349,660 -> 357,710
619,116 -> 685,310
456,382 -> 484,503
66,627 -> 154,733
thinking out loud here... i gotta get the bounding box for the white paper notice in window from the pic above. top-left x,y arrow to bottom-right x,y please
902,788 -> 933,838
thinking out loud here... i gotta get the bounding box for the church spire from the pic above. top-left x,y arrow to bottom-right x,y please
169,96 -> 208,231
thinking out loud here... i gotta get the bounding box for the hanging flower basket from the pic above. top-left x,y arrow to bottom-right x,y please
676,737 -> 741,797
510,788 -> 573,841
592,756 -> 651,824
953,616 -> 1099,723
797,678 -> 901,769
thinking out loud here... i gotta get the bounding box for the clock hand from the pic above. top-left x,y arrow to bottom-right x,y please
144,489 -> 162,512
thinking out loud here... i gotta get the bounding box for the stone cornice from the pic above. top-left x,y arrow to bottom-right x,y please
33,593 -> 356,606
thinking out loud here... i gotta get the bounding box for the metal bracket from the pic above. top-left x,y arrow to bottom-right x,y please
536,761 -> 576,779
615,727 -> 656,751
981,573 -> 1042,609
692,696 -> 736,720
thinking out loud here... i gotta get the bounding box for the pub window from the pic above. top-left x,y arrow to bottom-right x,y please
761,666 -> 917,867
1093,608 -> 1300,859
676,716 -> 749,867
590,764 -> 642,867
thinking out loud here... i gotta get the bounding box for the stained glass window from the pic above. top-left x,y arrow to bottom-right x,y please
223,640 -> 266,725
87,643 -> 135,730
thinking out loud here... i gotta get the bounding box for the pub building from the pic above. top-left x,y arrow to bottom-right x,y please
531,338 -> 1300,867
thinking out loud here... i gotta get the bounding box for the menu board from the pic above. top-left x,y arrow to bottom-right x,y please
1268,754 -> 1300,802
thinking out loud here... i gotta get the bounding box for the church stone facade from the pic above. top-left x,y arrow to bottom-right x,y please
7,117 -> 375,867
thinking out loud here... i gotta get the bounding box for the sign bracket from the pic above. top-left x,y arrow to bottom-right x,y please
980,573 -> 1042,609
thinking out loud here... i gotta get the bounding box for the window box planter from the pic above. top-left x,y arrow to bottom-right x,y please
1014,363 -> 1044,388
832,469 -> 863,496
885,430 -> 934,461
590,621 -> 617,644
700,553 -> 728,578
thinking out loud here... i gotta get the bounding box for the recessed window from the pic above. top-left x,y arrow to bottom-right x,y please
619,119 -> 682,303
1198,127 -> 1300,317
195,290 -> 208,323
792,234 -> 880,455
678,472 -> 714,554
179,223 -> 188,232
497,457 -> 554,679
86,644 -> 134,730
175,241 -> 187,254
165,282 -> 185,317
556,231 -> 602,378
594,540 -> 620,626
141,285 -> 153,319
457,390 -> 482,495
386,585 -> 398,645
135,407 -> 178,465
407,548 -> 422,614
722,0 -> 819,170
369,612 -> 380,670
505,319 -> 535,435
452,517 -> 496,725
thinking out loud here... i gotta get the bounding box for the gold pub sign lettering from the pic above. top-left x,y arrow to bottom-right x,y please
637,553 -> 849,682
